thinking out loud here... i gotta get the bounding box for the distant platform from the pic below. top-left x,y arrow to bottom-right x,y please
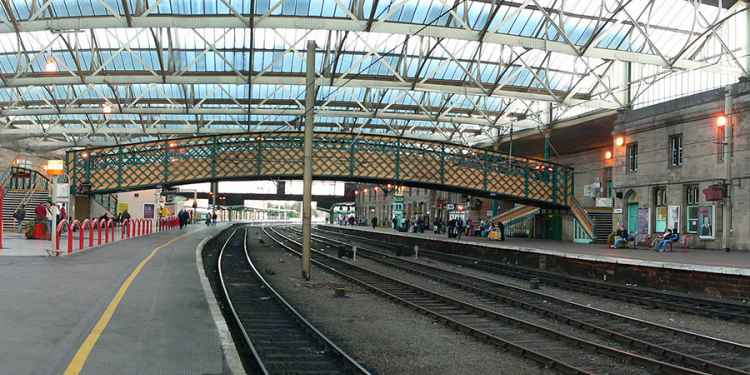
319,225 -> 750,277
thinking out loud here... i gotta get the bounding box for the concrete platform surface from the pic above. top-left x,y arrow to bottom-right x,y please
322,225 -> 750,276
0,224 -> 229,375
0,230 -> 128,256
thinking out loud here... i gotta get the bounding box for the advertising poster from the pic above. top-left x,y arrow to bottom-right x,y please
667,205 -> 680,232
144,204 -> 155,219
117,202 -> 129,215
698,206 -> 714,239
655,206 -> 667,233
637,207 -> 650,235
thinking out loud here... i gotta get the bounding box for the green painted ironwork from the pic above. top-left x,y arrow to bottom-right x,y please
66,132 -> 575,208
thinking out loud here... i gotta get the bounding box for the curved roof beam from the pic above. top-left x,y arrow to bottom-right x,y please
0,16 -> 735,71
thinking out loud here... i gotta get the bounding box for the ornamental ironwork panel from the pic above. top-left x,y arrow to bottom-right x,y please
66,131 -> 574,208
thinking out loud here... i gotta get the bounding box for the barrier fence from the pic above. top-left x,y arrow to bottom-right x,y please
54,215 -> 177,256
0,187 -> 4,249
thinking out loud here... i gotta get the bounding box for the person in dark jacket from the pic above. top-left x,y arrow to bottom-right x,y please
13,204 -> 26,233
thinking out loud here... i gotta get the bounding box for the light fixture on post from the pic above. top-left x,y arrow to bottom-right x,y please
717,115 -> 728,127
45,58 -> 57,72
605,151 -> 613,160
614,136 -> 625,147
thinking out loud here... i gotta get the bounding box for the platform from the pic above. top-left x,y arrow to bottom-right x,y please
0,224 -> 232,375
321,225 -> 750,275
0,229 -> 128,256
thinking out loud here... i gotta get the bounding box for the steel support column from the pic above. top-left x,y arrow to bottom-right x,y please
302,40 -> 316,281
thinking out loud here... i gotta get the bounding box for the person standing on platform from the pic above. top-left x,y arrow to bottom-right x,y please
212,212 -> 218,225
46,201 -> 58,236
13,204 -> 26,233
371,216 -> 378,229
498,221 -> 506,241
456,218 -> 464,240
392,216 -> 397,230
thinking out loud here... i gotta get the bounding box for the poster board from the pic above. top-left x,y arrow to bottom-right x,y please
655,206 -> 667,233
698,205 -> 715,239
667,205 -> 680,232
637,207 -> 650,236
116,202 -> 129,215
144,204 -> 155,219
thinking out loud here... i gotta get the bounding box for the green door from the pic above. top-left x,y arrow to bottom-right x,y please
543,214 -> 562,240
627,203 -> 639,234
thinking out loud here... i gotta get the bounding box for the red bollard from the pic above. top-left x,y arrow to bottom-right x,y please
71,220 -> 83,252
83,219 -> 94,248
106,219 -> 114,243
137,219 -> 143,237
96,219 -> 104,245
55,219 -> 68,254
121,219 -> 129,240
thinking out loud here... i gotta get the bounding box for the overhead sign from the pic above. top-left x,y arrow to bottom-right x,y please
47,160 -> 64,176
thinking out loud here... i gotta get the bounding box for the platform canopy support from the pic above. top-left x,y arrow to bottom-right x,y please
302,40 -> 316,281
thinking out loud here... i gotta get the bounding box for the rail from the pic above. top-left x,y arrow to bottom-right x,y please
568,196 -> 594,238
215,227 -> 371,375
267,226 -> 705,375
306,227 -> 750,375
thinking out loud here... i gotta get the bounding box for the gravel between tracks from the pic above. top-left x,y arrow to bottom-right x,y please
246,228 -> 548,375
406,250 -> 750,346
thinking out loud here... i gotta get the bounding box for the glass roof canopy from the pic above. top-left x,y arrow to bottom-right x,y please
0,0 -> 746,151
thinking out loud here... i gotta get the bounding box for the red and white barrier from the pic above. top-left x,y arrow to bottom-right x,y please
52,216 -> 165,256
0,186 -> 4,250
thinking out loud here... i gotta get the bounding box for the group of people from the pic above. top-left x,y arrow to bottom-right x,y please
204,211 -> 218,226
611,224 -> 680,252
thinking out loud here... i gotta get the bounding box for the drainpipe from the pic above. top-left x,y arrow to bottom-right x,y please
723,86 -> 734,251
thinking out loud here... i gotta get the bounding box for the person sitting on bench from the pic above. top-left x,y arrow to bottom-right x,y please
655,229 -> 678,252
611,225 -> 632,248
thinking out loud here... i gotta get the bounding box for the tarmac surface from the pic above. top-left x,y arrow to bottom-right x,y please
0,224 -> 229,375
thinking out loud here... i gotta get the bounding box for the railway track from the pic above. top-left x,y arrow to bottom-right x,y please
316,226 -> 750,323
286,227 -> 750,375
265,225 -> 708,375
215,226 -> 372,375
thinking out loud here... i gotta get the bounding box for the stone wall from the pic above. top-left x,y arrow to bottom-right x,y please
612,81 -> 750,250
553,146 -> 612,208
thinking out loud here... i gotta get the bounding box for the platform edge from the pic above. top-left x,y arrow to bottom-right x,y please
195,228 -> 247,375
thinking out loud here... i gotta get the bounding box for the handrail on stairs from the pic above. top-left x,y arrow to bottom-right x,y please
568,197 -> 595,239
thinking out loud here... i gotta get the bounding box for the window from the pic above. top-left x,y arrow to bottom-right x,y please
686,184 -> 699,233
626,143 -> 638,172
654,186 -> 667,232
669,134 -> 682,167
717,126 -> 725,162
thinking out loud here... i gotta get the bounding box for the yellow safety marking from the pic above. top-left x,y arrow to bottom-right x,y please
63,231 -> 193,375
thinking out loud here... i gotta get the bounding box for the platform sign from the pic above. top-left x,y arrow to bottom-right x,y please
117,202 -> 129,214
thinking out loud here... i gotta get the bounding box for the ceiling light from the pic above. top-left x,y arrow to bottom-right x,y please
45,58 -> 57,72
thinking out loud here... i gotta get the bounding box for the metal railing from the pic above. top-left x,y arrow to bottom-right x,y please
1,167 -> 49,192
93,193 -> 118,215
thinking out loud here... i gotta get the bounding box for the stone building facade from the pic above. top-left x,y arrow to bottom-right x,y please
611,81 -> 750,250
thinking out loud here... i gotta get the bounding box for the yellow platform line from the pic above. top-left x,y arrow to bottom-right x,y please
63,232 -> 193,375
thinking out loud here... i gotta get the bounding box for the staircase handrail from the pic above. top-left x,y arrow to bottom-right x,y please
14,172 -> 51,214
569,197 -> 595,238
0,165 -> 12,187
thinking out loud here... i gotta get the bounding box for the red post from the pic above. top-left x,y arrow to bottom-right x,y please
71,220 -> 83,252
0,186 -> 4,250
131,219 -> 136,238
106,219 -> 114,243
55,219 -> 68,254
121,219 -> 129,240
96,219 -> 103,245
137,219 -> 143,237
83,219 -> 94,248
